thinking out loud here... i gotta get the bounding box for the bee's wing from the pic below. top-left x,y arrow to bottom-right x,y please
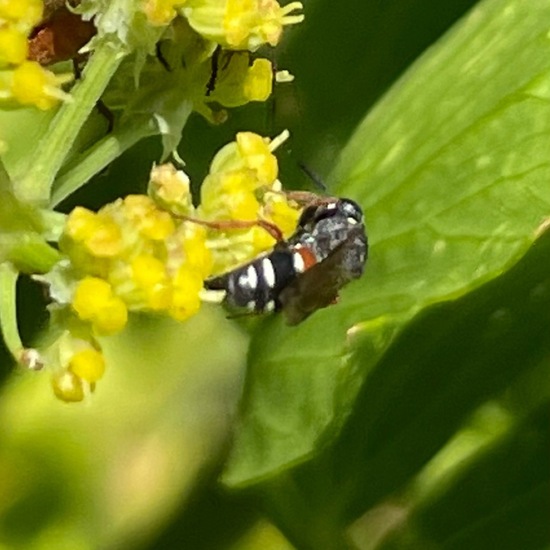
279,226 -> 368,325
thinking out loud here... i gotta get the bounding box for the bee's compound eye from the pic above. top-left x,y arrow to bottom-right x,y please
340,199 -> 363,223
297,202 -> 334,229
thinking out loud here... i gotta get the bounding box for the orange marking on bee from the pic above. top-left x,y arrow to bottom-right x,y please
294,246 -> 317,272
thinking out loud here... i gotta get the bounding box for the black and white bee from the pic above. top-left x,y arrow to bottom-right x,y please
205,197 -> 368,325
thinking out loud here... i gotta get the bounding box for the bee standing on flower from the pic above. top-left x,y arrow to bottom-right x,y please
205,196 -> 368,324
36,131 -> 302,401
2,0 -> 365,403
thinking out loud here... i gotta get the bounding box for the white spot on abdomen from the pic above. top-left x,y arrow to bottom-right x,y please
238,264 -> 258,289
261,258 -> 276,288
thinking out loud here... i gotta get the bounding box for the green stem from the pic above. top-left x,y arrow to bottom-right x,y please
50,118 -> 157,207
14,40 -> 127,205
0,262 -> 22,359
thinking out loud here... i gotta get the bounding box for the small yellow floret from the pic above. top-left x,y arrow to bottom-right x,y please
11,61 -> 72,110
237,132 -> 277,185
203,176 -> 261,221
122,194 -> 156,220
181,223 -> 213,277
131,255 -> 167,289
223,0 -> 257,48
143,0 -> 186,26
69,348 -> 106,382
84,219 -> 124,257
72,277 -> 128,335
140,209 -> 176,240
251,224 -> 276,252
52,370 -> 85,402
65,207 -> 100,242
121,194 -> 176,240
220,169 -> 257,193
92,296 -> 128,335
183,0 -> 303,51
224,0 -> 304,50
199,131 -> 284,223
205,131 -> 285,193
146,283 -> 172,310
205,52 -> 273,109
227,188 -> 260,220
265,195 -> 301,237
170,267 -> 202,320
243,58 -> 273,102
0,0 -> 43,28
0,27 -> 28,65
200,171 -> 258,220
73,277 -> 114,320
237,132 -> 279,185
148,163 -> 194,215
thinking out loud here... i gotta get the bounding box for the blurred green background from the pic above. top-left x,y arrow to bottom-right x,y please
2,0 -> 550,549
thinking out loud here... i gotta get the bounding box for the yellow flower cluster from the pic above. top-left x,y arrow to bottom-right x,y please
0,0 -> 72,109
46,131 -> 299,402
50,332 -> 106,402
50,191 -> 212,401
140,0 -> 303,122
61,194 -> 212,327
182,0 -> 304,52
143,0 -> 304,48
198,130 -> 300,273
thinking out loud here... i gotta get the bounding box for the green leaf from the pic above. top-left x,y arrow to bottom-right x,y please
377,404 -> 550,550
334,0 -> 550,320
0,233 -> 60,274
255,223 -> 550,550
0,181 -> 60,273
329,227 -> 550,522
222,0 -> 550,487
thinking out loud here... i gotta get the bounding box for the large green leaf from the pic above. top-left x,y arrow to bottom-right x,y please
221,0 -> 550,487
254,222 -> 550,550
377,403 -> 550,550
329,227 -> 550,522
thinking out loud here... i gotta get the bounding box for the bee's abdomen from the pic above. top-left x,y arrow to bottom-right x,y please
205,249 -> 298,312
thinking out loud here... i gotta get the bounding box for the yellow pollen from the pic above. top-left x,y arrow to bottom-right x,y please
131,255 -> 167,289
84,220 -> 124,258
69,348 -> 106,382
52,371 -> 85,402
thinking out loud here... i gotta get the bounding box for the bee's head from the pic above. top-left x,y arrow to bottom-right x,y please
338,198 -> 364,225
297,197 -> 364,230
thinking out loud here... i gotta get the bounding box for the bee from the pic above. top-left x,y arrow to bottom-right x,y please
28,1 -> 96,66
204,197 -> 368,324
27,2 -> 115,130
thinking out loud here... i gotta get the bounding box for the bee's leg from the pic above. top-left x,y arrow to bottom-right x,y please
178,216 -> 284,243
283,190 -> 335,209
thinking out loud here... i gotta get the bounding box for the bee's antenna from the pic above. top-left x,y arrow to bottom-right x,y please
298,162 -> 327,192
